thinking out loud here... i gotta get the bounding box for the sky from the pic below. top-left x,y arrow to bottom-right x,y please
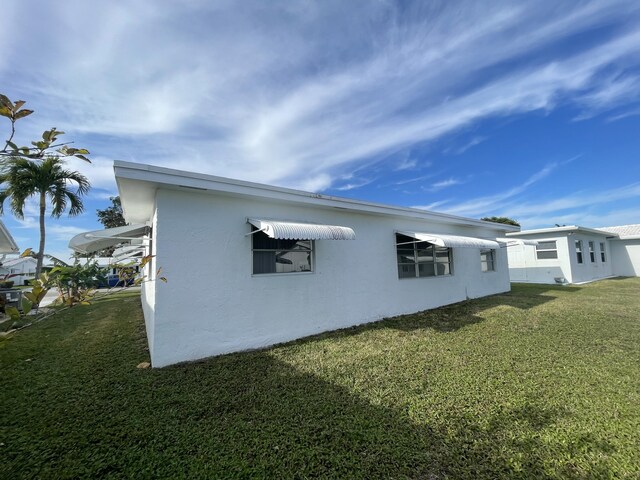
1,0 -> 639,261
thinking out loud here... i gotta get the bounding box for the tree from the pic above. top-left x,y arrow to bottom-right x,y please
480,216 -> 520,227
0,157 -> 90,276
96,196 -> 126,228
1,94 -> 90,162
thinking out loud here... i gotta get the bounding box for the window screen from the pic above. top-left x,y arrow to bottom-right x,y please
252,230 -> 313,274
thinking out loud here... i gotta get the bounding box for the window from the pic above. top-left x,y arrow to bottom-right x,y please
536,241 -> 558,259
252,229 -> 312,274
396,233 -> 452,278
480,249 -> 495,272
600,242 -> 606,262
575,240 -> 583,264
588,241 -> 595,262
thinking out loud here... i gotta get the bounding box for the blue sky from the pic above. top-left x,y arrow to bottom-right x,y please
1,0 -> 639,261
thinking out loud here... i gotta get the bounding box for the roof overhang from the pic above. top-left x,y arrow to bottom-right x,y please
398,231 -> 500,249
506,226 -> 616,237
114,161 -> 520,232
68,224 -> 149,255
0,220 -> 19,254
248,218 -> 355,240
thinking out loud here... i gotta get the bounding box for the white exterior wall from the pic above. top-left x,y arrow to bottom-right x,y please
507,234 -> 571,284
0,258 -> 37,286
567,234 -> 613,283
148,188 -> 511,367
610,239 -> 640,276
507,232 -> 614,284
140,206 -> 158,359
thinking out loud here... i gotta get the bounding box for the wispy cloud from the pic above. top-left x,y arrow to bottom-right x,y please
502,182 -> 640,219
334,178 -> 374,191
2,1 -> 639,191
415,200 -> 450,211
428,161 -> 567,216
394,157 -> 418,171
428,177 -> 463,192
605,107 -> 640,123
444,136 -> 487,155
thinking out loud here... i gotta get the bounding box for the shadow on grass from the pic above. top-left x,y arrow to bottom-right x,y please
119,353 -> 605,479
317,285 -> 570,337
1,289 -> 623,478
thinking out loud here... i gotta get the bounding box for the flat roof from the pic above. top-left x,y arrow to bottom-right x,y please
506,225 -> 618,238
114,161 -> 520,232
597,224 -> 640,240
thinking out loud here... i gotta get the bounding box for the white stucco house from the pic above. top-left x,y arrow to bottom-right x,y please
71,162 -> 520,367
0,257 -> 37,286
505,224 -> 640,284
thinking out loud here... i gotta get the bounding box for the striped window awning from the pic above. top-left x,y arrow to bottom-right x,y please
69,224 -> 149,254
248,219 -> 355,240
398,231 -> 500,249
112,244 -> 145,261
496,237 -> 539,247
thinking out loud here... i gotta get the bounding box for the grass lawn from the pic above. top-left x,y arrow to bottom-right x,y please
1,279 -> 639,479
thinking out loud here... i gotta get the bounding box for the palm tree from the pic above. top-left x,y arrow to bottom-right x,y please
0,156 -> 90,276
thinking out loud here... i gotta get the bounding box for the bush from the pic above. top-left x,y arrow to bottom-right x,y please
0,280 -> 14,289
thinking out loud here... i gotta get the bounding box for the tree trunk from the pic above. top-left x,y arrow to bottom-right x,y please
36,191 -> 46,278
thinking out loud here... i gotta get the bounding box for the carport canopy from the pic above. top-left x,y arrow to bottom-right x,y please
397,231 -> 500,249
69,224 -> 149,255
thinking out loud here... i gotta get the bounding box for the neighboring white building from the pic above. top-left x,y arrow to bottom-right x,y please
0,220 -> 21,284
71,162 -> 519,368
505,225 -> 640,284
597,224 -> 640,277
0,257 -> 37,286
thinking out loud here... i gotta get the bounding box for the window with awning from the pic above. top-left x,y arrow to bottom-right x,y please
248,219 -> 355,275
396,233 -> 453,278
397,231 -> 500,249
247,218 -> 355,240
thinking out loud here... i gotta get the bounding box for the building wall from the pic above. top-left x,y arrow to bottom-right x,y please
610,239 -> 640,276
507,235 -> 571,284
507,232 -> 614,284
567,233 -> 613,283
0,258 -> 37,286
148,188 -> 511,367
140,206 -> 157,359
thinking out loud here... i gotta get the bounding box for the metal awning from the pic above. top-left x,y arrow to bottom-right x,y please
69,224 -> 149,254
397,231 -> 500,249
112,244 -> 145,261
496,237 -> 539,247
248,218 -> 355,240
0,220 -> 19,254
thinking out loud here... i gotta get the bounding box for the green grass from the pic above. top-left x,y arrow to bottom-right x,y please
1,279 -> 640,479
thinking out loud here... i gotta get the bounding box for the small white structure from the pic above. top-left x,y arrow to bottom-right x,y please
71,162 -> 519,367
505,225 -> 640,284
0,257 -> 37,286
598,224 -> 640,277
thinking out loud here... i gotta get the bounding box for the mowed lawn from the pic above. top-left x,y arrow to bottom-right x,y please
2,279 -> 640,479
